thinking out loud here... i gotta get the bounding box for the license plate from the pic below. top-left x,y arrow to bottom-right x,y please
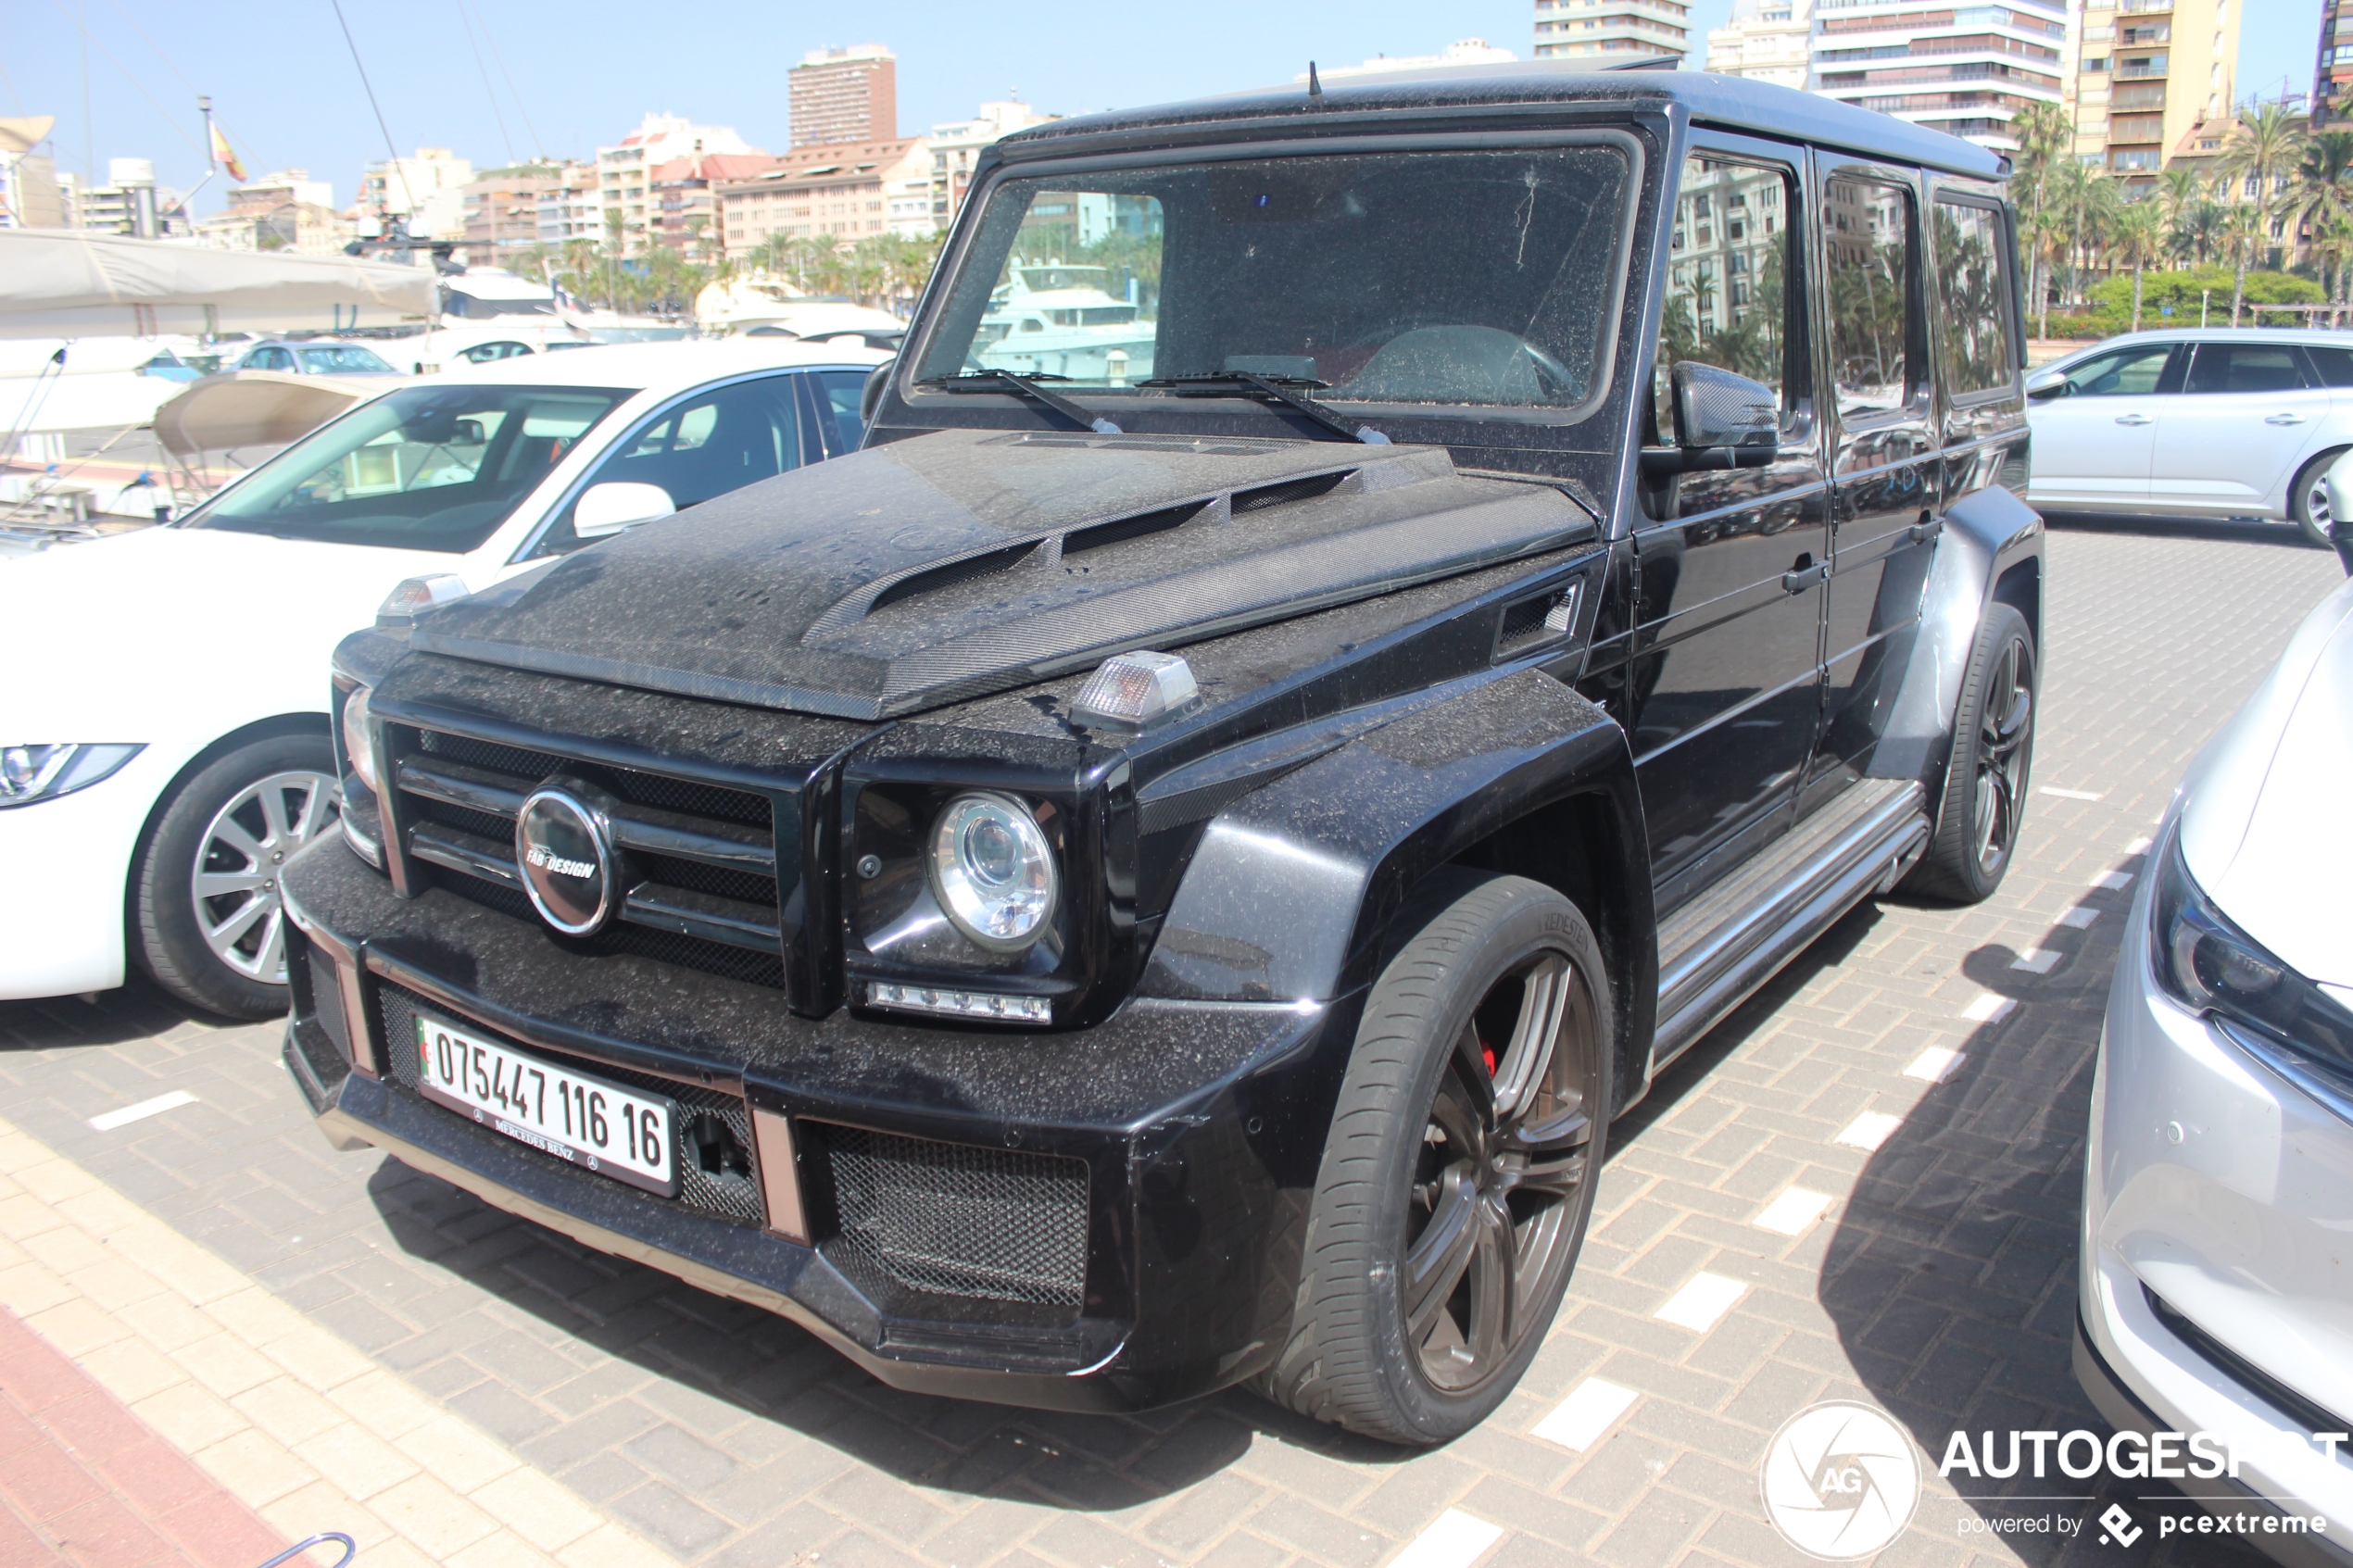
410,1010 -> 680,1198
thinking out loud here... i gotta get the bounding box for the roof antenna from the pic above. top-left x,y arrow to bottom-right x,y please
1307,62 -> 1323,103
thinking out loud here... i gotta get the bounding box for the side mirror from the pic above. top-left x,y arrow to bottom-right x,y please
2025,368 -> 2069,399
1643,362 -> 1779,475
860,358 -> 896,429
573,481 -> 674,540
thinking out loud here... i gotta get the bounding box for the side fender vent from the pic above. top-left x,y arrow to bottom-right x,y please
865,541 -> 1039,615
1231,470 -> 1353,515
1493,582 -> 1581,660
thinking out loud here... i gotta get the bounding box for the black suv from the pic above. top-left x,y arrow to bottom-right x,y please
285,66 -> 2041,1445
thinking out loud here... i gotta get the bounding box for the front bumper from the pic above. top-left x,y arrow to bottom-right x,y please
0,763 -> 157,1000
2076,859 -> 2353,1560
281,833 -> 1353,1412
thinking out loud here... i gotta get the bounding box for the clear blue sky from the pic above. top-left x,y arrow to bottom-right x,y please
1,0 -> 2320,219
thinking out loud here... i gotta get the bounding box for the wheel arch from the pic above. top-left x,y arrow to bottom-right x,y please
122,711 -> 333,931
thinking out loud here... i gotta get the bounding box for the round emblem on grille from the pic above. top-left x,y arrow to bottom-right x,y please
515,783 -> 616,935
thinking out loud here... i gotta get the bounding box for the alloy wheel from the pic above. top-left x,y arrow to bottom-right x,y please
1403,949 -> 1600,1392
1970,637 -> 2033,877
2308,474 -> 2334,534
192,770 -> 337,985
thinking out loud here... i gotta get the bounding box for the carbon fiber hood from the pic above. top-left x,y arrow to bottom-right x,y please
412,428 -> 1592,719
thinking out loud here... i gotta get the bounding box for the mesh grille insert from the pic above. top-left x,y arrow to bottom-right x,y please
376,982 -> 764,1226
810,1123 -> 1087,1309
440,878 -> 787,989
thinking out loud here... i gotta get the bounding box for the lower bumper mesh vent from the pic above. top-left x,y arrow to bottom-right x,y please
808,1123 -> 1087,1309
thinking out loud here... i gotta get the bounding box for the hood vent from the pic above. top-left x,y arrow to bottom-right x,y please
1233,470 -> 1353,514
867,540 -> 1039,615
1062,500 -> 1208,558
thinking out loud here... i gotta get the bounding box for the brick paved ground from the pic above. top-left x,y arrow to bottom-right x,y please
0,518 -> 2340,1568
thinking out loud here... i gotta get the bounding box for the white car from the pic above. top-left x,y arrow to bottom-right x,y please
2026,328 -> 2353,546
0,338 -> 887,1018
2076,571 -> 2353,1550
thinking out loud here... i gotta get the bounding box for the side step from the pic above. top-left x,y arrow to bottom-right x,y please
1649,778 -> 1929,1073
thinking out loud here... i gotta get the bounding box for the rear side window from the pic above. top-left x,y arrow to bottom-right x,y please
1931,201 -> 2015,396
1822,177 -> 1919,419
2305,345 -> 2353,386
2185,344 -> 2312,395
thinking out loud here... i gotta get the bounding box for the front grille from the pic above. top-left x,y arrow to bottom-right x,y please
394,724 -> 788,991
806,1123 -> 1088,1309
376,982 -> 765,1226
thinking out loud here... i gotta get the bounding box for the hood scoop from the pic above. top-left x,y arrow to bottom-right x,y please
413,429 -> 1593,721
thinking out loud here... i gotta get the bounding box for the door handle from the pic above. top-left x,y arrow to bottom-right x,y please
1782,561 -> 1829,594
2266,413 -> 2309,426
2114,413 -> 2154,426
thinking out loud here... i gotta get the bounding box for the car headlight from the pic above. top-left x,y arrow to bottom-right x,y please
929,793 -> 1056,949
0,744 -> 144,809
2150,826 -> 2353,1087
341,685 -> 378,795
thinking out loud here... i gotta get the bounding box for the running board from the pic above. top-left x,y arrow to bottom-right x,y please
1649,779 -> 1928,1074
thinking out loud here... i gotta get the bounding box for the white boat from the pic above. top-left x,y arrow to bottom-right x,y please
975,260 -> 1154,383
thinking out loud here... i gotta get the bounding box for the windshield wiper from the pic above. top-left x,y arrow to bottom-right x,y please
920,370 -> 1123,434
1139,372 -> 1391,445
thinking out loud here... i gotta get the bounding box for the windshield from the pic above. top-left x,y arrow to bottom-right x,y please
916,144 -> 1632,416
297,345 -> 396,374
188,383 -> 631,552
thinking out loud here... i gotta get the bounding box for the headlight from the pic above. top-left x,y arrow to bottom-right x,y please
0,744 -> 143,809
2150,826 -> 2353,1086
341,685 -> 379,795
929,793 -> 1056,949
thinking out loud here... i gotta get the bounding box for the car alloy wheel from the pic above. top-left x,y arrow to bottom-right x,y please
1970,633 -> 2032,879
192,769 -> 338,984
1405,948 -> 1599,1392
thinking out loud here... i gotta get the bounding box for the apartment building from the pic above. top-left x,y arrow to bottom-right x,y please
1532,0 -> 1690,63
2068,0 -> 2238,177
1807,0 -> 2070,153
652,149 -> 785,257
358,147 -> 472,238
790,45 -> 898,147
1704,0 -> 1815,87
598,113 -> 756,256
2322,0 -> 2350,125
194,169 -> 348,254
0,152 -> 64,229
715,139 -> 929,254
925,100 -> 1058,228
535,164 -> 604,248
72,158 -> 191,238
460,164 -> 571,260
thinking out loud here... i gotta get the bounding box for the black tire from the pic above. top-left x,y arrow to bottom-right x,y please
131,731 -> 339,1019
1259,869 -> 1613,1445
1906,603 -> 2035,903
2290,447 -> 2346,550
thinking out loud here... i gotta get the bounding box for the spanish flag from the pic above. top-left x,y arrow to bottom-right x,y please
209,119 -> 245,182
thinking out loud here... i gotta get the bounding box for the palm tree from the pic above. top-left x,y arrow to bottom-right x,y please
2220,102 -> 2308,324
2007,101 -> 2072,336
2110,198 -> 2166,330
2154,165 -> 2207,263
2288,130 -> 2353,312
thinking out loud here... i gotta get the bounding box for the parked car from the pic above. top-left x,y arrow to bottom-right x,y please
232,340 -> 401,376
2025,327 -> 2353,546
0,339 -> 889,1017
286,68 -> 2043,1444
2075,572 -> 2353,1551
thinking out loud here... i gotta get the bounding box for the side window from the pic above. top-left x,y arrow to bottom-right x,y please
1930,200 -> 2015,397
1655,155 -> 1796,441
813,370 -> 870,456
2303,345 -> 2353,386
1822,177 -> 1919,420
2057,345 -> 2176,395
532,376 -> 803,557
2184,344 -> 2312,395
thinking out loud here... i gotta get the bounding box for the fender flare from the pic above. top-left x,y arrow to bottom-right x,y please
1139,667 -> 1656,1107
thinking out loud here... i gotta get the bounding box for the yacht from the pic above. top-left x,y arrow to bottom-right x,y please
975,260 -> 1155,383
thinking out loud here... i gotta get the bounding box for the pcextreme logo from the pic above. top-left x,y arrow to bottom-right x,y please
1760,1401 -> 1921,1560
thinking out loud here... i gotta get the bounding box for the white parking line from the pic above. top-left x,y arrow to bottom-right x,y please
2039,786 -> 2104,801
1835,1110 -> 1904,1151
1532,1377 -> 1639,1451
1904,1047 -> 1967,1084
1961,992 -> 2017,1023
1754,1187 -> 1833,1236
87,1091 -> 197,1132
2010,948 -> 2060,973
2126,836 -> 2153,855
2057,907 -> 2100,930
1655,1272 -> 1748,1331
1389,1509 -> 1505,1568
2094,871 -> 2135,892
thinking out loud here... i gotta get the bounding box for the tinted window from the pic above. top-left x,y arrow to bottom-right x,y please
1931,201 -> 2015,396
2185,344 -> 2312,395
1823,178 -> 1918,419
1655,156 -> 1795,437
815,370 -> 869,455
535,375 -> 804,556
2304,344 -> 2353,386
189,384 -> 631,552
2057,344 -> 2174,395
298,345 -> 396,374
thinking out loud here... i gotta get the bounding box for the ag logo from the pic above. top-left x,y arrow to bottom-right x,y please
1760,1400 -> 1922,1560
